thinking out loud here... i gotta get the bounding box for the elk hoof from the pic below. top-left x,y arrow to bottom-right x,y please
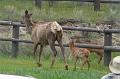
37,63 -> 42,67
65,64 -> 68,70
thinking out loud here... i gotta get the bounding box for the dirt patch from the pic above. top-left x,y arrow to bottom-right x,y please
0,25 -> 10,33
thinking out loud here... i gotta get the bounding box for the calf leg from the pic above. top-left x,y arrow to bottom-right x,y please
81,61 -> 85,70
86,59 -> 90,70
74,58 -> 78,70
98,55 -> 102,64
81,57 -> 90,70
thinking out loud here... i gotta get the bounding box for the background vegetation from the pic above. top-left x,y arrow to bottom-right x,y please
0,0 -> 120,23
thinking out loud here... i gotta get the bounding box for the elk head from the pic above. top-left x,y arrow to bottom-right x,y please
69,38 -> 75,48
22,10 -> 33,34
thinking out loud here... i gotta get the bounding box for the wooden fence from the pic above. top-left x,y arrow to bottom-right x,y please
0,20 -> 120,66
35,0 -> 120,11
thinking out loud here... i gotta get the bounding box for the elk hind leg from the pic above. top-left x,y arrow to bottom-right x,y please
37,45 -> 43,67
98,55 -> 102,64
87,59 -> 90,70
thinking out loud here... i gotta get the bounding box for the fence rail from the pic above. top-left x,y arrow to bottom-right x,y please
63,26 -> 120,33
0,20 -> 120,66
79,0 -> 120,3
0,21 -> 24,26
1,38 -> 120,51
1,21 -> 120,33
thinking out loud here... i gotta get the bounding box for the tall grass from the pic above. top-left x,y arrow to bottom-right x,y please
0,0 -> 119,23
0,1 -> 120,79
0,53 -> 109,79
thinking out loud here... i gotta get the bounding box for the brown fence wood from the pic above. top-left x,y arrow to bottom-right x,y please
11,25 -> 19,58
94,0 -> 100,11
1,21 -> 120,33
0,21 -> 24,26
104,26 -> 112,66
1,38 -> 120,51
62,26 -> 120,33
79,0 -> 120,3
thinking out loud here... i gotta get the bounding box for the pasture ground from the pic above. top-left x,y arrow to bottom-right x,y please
0,53 -> 113,79
1,0 -> 120,23
0,1 -> 120,79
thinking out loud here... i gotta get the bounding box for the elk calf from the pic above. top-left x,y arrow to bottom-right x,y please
68,39 -> 90,70
87,48 -> 103,64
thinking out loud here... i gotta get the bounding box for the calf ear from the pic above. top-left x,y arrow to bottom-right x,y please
25,10 -> 28,15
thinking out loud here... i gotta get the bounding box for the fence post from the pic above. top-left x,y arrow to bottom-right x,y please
35,0 -> 42,9
11,25 -> 19,58
94,0 -> 100,11
104,27 -> 112,66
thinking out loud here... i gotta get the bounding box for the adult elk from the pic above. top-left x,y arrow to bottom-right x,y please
22,10 -> 68,70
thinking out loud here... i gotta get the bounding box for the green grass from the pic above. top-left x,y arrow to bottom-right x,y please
0,52 -> 119,79
0,1 -> 120,79
0,0 -> 119,23
0,53 -> 110,79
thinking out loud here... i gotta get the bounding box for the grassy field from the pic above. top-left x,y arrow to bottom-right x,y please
0,53 -> 109,79
0,0 -> 119,23
0,51 -> 120,79
0,0 -> 120,79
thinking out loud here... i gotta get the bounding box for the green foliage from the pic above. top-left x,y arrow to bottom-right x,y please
0,0 -> 119,23
0,54 -> 109,79
0,1 -> 120,79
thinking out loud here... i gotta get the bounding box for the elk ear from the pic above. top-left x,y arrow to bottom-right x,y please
25,10 -> 28,15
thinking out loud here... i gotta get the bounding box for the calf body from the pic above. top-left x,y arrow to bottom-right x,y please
87,48 -> 103,64
69,39 -> 90,70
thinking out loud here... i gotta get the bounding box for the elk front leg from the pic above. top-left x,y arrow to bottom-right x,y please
48,39 -> 57,68
57,39 -> 68,70
37,45 -> 43,67
87,59 -> 90,70
81,57 -> 90,70
33,43 -> 38,56
74,57 -> 78,70
50,45 -> 57,68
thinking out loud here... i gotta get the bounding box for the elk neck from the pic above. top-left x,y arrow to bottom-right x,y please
69,42 -> 76,51
25,19 -> 33,27
25,20 -> 34,35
